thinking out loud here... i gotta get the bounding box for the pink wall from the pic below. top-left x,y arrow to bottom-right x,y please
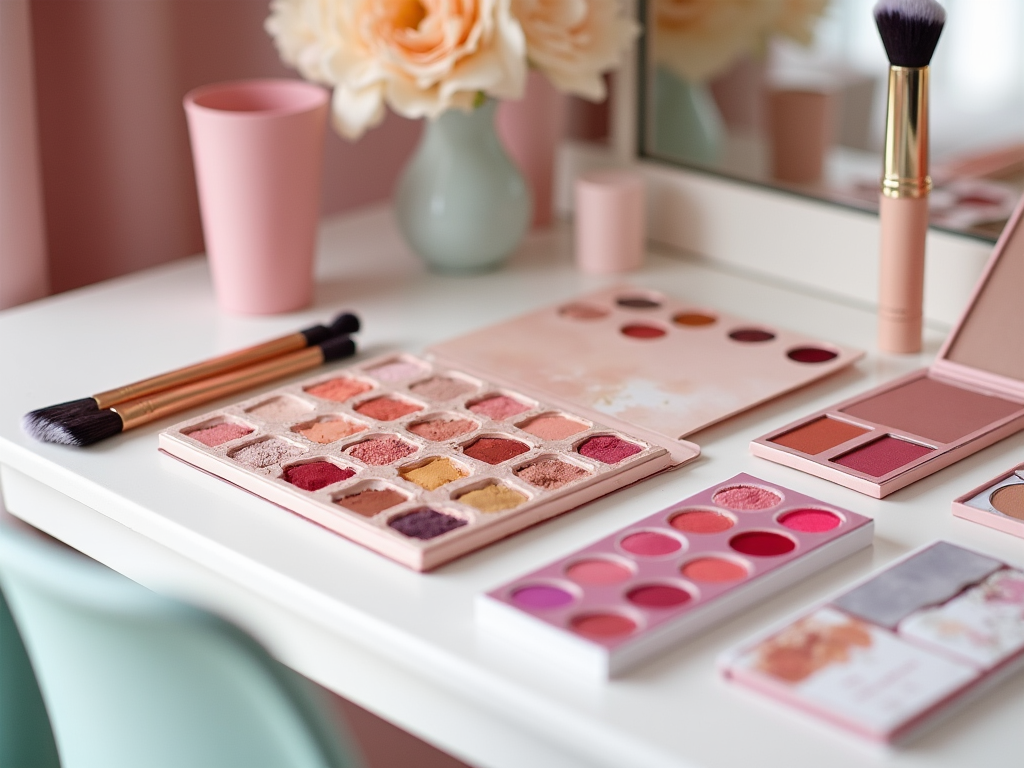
30,0 -> 422,295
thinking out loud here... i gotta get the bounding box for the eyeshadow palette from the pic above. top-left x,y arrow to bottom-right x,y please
477,474 -> 873,677
752,195 -> 1024,497
721,542 -> 1024,744
429,285 -> 862,444
953,462 -> 1024,539
159,354 -> 677,571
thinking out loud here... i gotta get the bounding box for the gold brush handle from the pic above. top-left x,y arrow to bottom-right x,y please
113,346 -> 324,430
93,334 -> 308,409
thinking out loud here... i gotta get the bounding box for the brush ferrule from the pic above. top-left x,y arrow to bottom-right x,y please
882,66 -> 930,199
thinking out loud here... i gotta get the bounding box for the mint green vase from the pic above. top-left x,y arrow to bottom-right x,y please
395,99 -> 532,273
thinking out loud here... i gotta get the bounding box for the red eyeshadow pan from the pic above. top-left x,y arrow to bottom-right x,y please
729,531 -> 796,557
832,436 -> 934,478
627,585 -> 692,608
282,462 -> 355,492
620,324 -> 666,339
570,613 -> 637,639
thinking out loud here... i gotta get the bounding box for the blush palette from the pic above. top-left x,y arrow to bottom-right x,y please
477,474 -> 873,677
953,462 -> 1024,539
752,195 -> 1024,497
159,354 -> 675,571
722,542 -> 1024,744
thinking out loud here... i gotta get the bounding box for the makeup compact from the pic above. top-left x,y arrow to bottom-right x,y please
953,462 -> 1024,539
752,197 -> 1024,497
161,286 -> 861,570
722,542 -> 1024,744
477,474 -> 873,677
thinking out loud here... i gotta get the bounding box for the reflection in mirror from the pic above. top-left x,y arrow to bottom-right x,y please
641,0 -> 1024,240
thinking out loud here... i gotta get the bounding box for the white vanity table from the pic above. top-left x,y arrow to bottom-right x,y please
2,205 -> 1021,768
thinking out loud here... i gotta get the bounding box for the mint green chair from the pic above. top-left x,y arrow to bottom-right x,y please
0,525 -> 363,768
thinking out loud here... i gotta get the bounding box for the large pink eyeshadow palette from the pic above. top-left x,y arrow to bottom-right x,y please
159,354 -> 675,571
477,474 -> 873,677
752,195 -> 1024,497
722,542 -> 1024,744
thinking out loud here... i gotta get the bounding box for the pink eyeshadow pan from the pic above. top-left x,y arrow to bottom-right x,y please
347,437 -> 417,465
621,531 -> 681,556
407,417 -> 476,441
627,585 -> 691,608
469,395 -> 530,421
566,559 -> 632,585
712,485 -> 781,511
354,396 -> 422,421
185,422 -> 252,447
408,376 -> 475,401
779,508 -> 841,532
682,557 -> 747,582
514,459 -> 590,490
293,418 -> 366,444
670,510 -> 733,533
570,613 -> 636,639
577,435 -> 641,464
304,377 -> 373,403
832,436 -> 934,478
519,414 -> 588,441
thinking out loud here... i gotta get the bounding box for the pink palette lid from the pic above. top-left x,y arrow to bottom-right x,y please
936,193 -> 1024,395
430,286 -> 862,452
484,473 -> 873,655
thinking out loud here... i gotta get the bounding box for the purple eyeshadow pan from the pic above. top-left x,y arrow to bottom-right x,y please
388,508 -> 466,540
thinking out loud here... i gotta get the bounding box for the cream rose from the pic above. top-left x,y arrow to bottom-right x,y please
268,0 -> 527,140
512,0 -> 639,101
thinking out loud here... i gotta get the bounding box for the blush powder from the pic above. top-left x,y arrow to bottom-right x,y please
407,417 -> 477,442
347,437 -> 417,466
304,377 -> 373,403
833,436 -> 934,478
230,439 -> 305,469
468,395 -> 530,421
354,396 -> 422,421
282,462 -> 355,491
336,488 -> 406,517
388,508 -> 466,539
463,437 -> 529,465
409,376 -> 476,401
577,435 -> 641,464
185,422 -> 252,447
514,459 -> 590,490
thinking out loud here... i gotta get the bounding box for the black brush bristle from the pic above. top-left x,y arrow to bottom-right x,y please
24,408 -> 124,447
874,0 -> 946,67
22,398 -> 98,438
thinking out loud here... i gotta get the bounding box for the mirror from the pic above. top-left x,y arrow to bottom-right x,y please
640,0 -> 1024,241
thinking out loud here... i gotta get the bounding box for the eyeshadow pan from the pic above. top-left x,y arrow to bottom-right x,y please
620,323 -> 666,339
304,377 -> 373,403
389,508 -> 466,540
577,435 -> 641,464
463,437 -> 529,465
407,417 -> 476,442
518,414 -> 588,441
729,329 -> 775,343
670,510 -> 734,533
729,531 -> 795,557
336,488 -> 407,517
566,559 -> 632,585
840,376 -> 1023,444
787,347 -> 838,363
366,359 -> 426,381
354,396 -> 422,421
712,485 -> 781,511
457,483 -> 527,513
468,394 -> 530,421
627,585 -> 691,608
570,613 -> 637,639
673,311 -> 716,327
832,436 -> 933,477
408,376 -> 475,401
621,531 -> 681,557
347,437 -> 417,465
558,303 -> 609,320
282,461 -> 355,491
770,417 -> 869,455
682,557 -> 747,582
512,585 -> 574,609
991,485 -> 1024,520
246,396 -> 311,421
293,417 -> 366,444
230,438 -> 305,469
779,508 -> 841,532
617,296 -> 661,309
185,422 -> 252,447
514,458 -> 590,489
399,457 -> 466,490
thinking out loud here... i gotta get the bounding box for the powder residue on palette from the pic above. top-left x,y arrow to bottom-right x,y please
712,485 -> 782,511
518,414 -> 588,441
515,459 -> 589,490
365,359 -> 426,382
409,376 -> 476,401
400,457 -> 466,490
336,488 -> 407,517
577,435 -> 641,464
463,437 -> 529,465
282,461 -> 355,492
246,396 -> 312,422
231,439 -> 305,469
407,417 -> 477,442
458,484 -> 526,513
185,422 -> 252,447
355,396 -> 423,421
304,377 -> 373,403
389,508 -> 466,540
347,437 -> 417,466
469,394 -> 530,421
293,418 -> 366,444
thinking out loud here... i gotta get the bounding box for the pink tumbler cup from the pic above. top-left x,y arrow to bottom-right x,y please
184,79 -> 329,315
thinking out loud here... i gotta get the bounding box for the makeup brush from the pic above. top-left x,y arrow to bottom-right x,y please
22,311 -> 359,432
874,0 -> 946,353
26,335 -> 357,447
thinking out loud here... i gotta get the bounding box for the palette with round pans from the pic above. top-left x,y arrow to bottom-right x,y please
477,473 -> 873,677
953,461 -> 1024,539
159,354 -> 675,571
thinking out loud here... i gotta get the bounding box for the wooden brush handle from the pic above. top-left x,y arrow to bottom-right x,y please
878,194 -> 928,354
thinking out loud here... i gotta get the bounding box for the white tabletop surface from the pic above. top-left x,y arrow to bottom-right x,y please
2,206 -> 1022,768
